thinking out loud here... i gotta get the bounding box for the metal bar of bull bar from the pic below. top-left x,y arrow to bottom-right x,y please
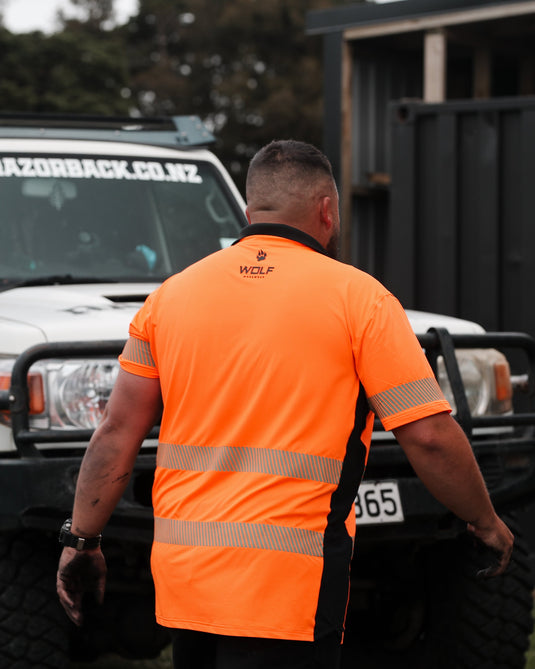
1,341 -> 127,457
1,331 -> 535,457
376,329 -> 535,438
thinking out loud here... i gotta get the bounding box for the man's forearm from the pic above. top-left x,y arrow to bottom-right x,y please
71,424 -> 141,537
393,412 -> 514,575
68,369 -> 162,538
393,413 -> 496,526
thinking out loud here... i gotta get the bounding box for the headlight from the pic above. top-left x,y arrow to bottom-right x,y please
437,349 -> 512,417
48,360 -> 119,428
0,358 -> 119,429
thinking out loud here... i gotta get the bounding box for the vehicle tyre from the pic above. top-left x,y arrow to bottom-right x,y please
0,531 -> 69,668
418,519 -> 534,668
343,518 -> 534,669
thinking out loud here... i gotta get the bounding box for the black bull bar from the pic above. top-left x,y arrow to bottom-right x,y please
1,328 -> 535,459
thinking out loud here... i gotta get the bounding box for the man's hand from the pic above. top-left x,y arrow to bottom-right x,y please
56,546 -> 107,626
467,516 -> 514,578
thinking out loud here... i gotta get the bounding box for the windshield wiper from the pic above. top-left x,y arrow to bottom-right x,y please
0,275 -> 119,292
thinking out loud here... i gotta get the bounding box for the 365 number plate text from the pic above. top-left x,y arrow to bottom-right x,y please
355,481 -> 404,525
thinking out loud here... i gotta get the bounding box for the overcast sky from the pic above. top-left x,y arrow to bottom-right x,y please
2,0 -> 139,33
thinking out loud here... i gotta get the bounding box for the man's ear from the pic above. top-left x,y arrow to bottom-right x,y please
245,207 -> 252,225
319,196 -> 334,231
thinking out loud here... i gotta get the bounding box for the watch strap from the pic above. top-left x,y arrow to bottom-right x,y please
59,518 -> 101,551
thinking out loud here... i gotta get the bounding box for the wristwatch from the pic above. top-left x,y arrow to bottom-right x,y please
59,518 -> 102,551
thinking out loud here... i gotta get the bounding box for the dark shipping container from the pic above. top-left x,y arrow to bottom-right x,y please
383,97 -> 535,339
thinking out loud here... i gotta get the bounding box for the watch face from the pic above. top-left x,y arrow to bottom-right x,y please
60,529 -> 72,546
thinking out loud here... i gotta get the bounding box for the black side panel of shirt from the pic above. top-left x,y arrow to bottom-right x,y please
314,386 -> 369,641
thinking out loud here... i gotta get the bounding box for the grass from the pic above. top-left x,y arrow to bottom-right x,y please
526,606 -> 535,669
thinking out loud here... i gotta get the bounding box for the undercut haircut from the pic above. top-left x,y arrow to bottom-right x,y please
246,140 -> 335,212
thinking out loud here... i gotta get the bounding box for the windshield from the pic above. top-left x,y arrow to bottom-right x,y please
0,154 -> 246,285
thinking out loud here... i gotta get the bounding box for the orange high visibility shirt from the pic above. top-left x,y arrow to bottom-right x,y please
119,224 -> 450,642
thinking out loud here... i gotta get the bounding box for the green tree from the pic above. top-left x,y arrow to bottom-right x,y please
0,0 -> 357,190
124,0 -> 350,190
0,19 -> 130,115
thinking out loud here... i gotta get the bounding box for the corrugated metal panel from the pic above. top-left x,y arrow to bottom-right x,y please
385,97 -> 535,338
350,50 -> 423,183
348,50 -> 422,272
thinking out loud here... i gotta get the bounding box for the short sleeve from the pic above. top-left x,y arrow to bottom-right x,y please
356,293 -> 451,431
118,291 -> 159,379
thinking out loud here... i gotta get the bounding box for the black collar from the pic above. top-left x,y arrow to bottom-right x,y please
235,223 -> 328,256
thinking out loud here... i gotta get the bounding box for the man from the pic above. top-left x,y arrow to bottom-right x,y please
57,140 -> 513,669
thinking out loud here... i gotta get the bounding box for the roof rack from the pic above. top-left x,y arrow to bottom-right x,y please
0,113 -> 215,147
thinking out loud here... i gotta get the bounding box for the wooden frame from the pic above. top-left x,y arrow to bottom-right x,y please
424,28 -> 447,102
342,1 -> 535,41
340,39 -> 354,264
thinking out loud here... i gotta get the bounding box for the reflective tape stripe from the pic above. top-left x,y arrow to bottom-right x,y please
154,517 -> 324,557
157,443 -> 342,485
368,377 -> 445,420
121,336 -> 156,369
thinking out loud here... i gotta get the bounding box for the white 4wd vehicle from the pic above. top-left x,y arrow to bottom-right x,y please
0,114 -> 534,669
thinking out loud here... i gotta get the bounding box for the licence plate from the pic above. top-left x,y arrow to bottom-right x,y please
355,481 -> 404,525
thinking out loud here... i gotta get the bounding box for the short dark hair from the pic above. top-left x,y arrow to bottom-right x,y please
248,139 -> 333,181
246,140 -> 335,208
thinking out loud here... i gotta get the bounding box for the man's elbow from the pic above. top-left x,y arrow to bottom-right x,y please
393,412 -> 467,454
